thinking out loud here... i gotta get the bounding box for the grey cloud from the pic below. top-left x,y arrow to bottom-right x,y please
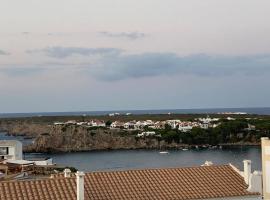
91,53 -> 270,81
0,50 -> 10,55
4,50 -> 270,81
99,31 -> 146,40
0,67 -> 44,76
27,46 -> 123,58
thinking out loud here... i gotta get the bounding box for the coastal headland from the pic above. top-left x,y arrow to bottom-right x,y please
0,113 -> 269,153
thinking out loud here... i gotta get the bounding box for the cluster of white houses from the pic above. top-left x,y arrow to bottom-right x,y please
54,120 -> 106,127
54,116 -> 233,133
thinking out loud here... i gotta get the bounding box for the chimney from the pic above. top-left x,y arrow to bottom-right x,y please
247,171 -> 262,194
64,168 -> 71,178
76,171 -> 85,200
262,137 -> 270,200
243,160 -> 251,185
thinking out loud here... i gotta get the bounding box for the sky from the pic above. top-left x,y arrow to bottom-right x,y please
1,0 -> 270,113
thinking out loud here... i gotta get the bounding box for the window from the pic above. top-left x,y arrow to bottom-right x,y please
0,147 -> 9,155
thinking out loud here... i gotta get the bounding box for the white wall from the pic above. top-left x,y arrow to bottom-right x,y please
201,196 -> 261,200
14,142 -> 23,160
0,141 -> 23,160
33,158 -> 53,166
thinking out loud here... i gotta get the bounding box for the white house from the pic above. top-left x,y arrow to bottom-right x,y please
124,121 -> 136,129
110,121 -> 124,129
198,116 -> 220,124
53,122 -> 65,125
200,122 -> 209,129
88,120 -> 106,127
178,125 -> 193,132
166,120 -> 181,129
137,131 -> 156,137
0,140 -> 23,160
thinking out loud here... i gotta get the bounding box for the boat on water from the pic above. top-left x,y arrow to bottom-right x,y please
159,151 -> 169,154
182,148 -> 189,151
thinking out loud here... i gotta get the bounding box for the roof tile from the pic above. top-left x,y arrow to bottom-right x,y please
0,165 -> 260,200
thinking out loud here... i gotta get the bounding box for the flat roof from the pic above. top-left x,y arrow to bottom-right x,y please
0,140 -> 22,146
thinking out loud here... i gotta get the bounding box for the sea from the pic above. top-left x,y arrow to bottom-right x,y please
0,107 -> 270,118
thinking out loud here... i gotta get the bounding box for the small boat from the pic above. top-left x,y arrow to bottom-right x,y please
182,148 -> 189,151
159,151 -> 169,154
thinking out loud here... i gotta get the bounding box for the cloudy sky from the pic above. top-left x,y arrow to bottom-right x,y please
1,0 -> 270,113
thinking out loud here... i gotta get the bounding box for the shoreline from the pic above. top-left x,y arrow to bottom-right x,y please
23,142 -> 260,154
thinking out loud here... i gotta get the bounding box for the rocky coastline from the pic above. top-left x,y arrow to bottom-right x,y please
0,119 -> 261,153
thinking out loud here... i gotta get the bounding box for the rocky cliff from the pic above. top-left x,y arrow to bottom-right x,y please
0,120 -> 50,137
26,125 -> 184,152
0,120 -> 186,152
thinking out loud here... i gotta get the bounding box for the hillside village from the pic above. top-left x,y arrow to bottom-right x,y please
53,116 -> 255,137
54,116 -> 231,130
1,114 -> 268,153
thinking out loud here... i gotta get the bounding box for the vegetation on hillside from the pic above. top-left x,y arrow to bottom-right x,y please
143,118 -> 270,145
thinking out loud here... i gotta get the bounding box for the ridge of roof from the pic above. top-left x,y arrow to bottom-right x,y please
89,163 -> 232,174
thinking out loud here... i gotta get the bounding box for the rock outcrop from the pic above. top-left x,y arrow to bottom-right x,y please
28,125 -> 174,152
0,121 -> 186,153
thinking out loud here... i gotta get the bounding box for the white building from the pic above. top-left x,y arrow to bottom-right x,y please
0,140 -> 23,160
5,157 -> 53,166
178,125 -> 193,132
198,116 -> 220,124
110,121 -> 124,129
124,121 -> 136,129
200,123 -> 209,129
137,131 -> 156,137
261,137 -> 270,199
166,120 -> 181,129
88,120 -> 106,127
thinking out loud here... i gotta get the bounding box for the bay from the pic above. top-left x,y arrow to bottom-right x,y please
1,132 -> 262,172
25,147 -> 261,172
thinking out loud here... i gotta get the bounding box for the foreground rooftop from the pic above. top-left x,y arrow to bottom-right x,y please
0,164 -> 259,200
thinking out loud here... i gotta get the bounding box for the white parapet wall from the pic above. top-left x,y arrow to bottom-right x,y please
0,140 -> 23,160
262,137 -> 270,200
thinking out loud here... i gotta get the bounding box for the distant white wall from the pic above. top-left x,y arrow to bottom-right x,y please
0,140 -> 22,160
201,196 -> 261,200
33,158 -> 53,166
14,142 -> 23,160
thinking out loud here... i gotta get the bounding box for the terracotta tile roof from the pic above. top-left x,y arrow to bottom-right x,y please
0,177 -> 84,200
85,165 -> 259,200
0,165 -> 260,200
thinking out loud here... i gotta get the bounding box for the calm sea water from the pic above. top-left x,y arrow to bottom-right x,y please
0,132 -> 262,172
25,147 -> 262,172
0,107 -> 270,118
